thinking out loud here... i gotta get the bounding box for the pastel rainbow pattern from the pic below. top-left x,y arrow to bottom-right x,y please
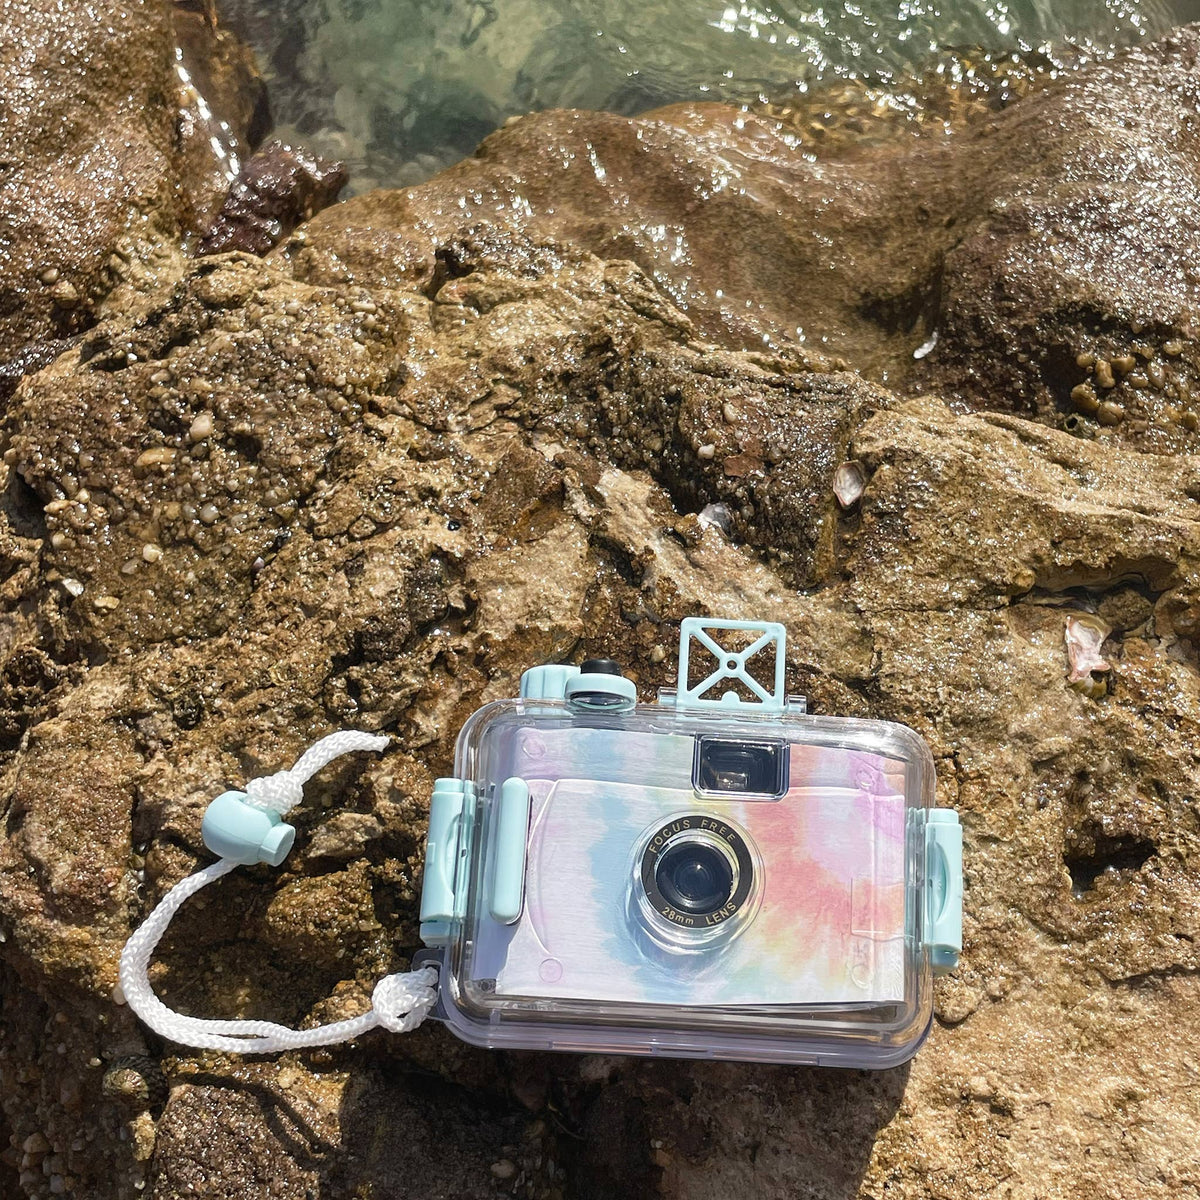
473,729 -> 910,1007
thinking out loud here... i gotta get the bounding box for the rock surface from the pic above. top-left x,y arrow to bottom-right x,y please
1,9 -> 1200,1200
303,28 -> 1200,453
0,0 -> 270,405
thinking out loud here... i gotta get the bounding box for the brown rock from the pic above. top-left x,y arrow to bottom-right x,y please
0,0 -> 275,407
196,142 -> 348,256
0,0 -> 182,374
297,29 -> 1200,453
2,16 -> 1200,1200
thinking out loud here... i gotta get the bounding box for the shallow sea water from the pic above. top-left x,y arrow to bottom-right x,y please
217,0 -> 1200,190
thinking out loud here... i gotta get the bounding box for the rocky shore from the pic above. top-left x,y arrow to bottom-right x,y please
0,3 -> 1198,1198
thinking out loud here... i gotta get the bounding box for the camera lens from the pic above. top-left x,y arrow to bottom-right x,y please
636,815 -> 755,935
655,840 -> 734,915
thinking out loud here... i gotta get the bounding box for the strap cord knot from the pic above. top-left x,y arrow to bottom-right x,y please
243,731 -> 389,815
371,968 -> 440,1033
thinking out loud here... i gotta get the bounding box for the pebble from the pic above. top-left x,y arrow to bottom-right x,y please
22,1133 -> 49,1156
39,267 -> 60,285
1093,359 -> 1115,389
1110,354 -> 1136,374
1148,363 -> 1166,389
1096,400 -> 1125,426
199,503 -> 219,525
135,447 -> 176,468
142,543 -> 163,563
1070,383 -> 1098,413
722,402 -> 741,424
697,443 -> 716,459
189,412 -> 214,442
61,578 -> 83,597
490,1160 -> 517,1180
1163,340 -> 1183,357
50,280 -> 79,308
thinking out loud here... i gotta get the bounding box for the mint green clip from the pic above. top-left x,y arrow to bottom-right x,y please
201,791 -> 295,866
420,778 -> 469,947
925,810 -> 963,974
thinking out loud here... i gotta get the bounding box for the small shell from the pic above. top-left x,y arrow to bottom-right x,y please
913,331 -> 938,360
100,1056 -> 166,1108
102,1056 -> 168,1112
1065,614 -> 1112,684
698,503 -> 732,533
833,461 -> 867,508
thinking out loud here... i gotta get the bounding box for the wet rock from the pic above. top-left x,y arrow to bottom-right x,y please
196,143 -> 348,256
918,28 -> 1200,450
2,16 -> 1200,1200
0,0 -> 275,409
0,0 -> 183,374
299,27 -> 1200,453
172,0 -> 273,229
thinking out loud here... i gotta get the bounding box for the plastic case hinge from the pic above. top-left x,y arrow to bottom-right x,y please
924,809 -> 963,975
674,618 -> 789,712
420,777 -> 471,948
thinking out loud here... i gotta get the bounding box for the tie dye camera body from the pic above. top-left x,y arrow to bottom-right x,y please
418,620 -> 962,1067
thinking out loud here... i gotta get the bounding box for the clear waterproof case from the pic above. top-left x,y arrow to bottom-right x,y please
418,620 -> 961,1067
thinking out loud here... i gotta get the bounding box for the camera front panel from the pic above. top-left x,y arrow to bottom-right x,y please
462,723 -> 911,1011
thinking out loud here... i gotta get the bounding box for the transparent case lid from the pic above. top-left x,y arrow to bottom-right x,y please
422,694 -> 952,1067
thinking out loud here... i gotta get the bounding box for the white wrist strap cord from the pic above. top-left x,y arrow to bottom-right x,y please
118,732 -> 439,1053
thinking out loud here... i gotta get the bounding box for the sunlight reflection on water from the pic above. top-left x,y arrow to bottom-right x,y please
217,0 -> 1200,189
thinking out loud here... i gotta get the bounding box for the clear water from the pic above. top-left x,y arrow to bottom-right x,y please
217,0 -> 1200,190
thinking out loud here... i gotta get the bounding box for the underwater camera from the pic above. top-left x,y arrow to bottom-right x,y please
416,618 -> 962,1067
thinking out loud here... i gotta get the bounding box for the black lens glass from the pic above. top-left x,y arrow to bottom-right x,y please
696,739 -> 783,795
655,841 -> 735,915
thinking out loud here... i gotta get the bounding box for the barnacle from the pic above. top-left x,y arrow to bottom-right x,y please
1065,613 -> 1112,694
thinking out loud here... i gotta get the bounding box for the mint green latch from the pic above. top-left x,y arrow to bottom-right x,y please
924,809 -> 963,975
420,777 -> 471,947
519,664 -> 581,700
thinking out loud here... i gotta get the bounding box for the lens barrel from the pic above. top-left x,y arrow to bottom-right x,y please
637,815 -> 754,933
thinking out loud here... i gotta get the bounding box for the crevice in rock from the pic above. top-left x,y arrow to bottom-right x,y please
2,469 -> 47,542
1065,834 -> 1156,896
